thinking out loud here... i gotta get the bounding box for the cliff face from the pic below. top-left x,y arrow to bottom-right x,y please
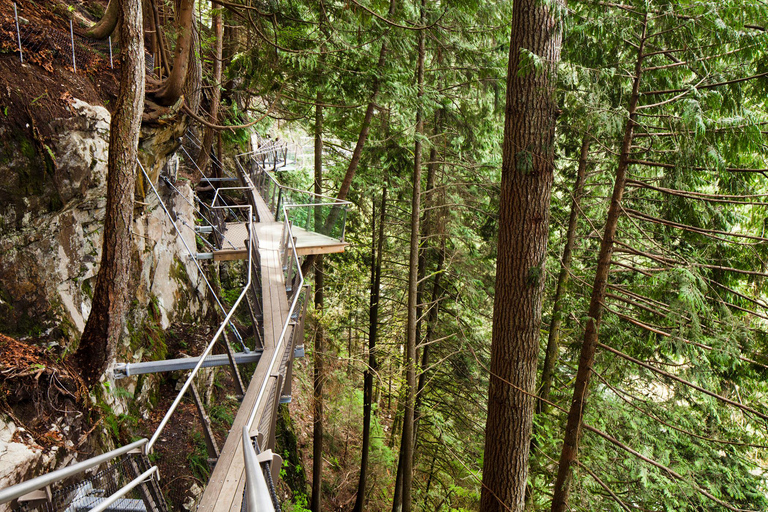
0,96 -> 208,489
0,96 -> 207,345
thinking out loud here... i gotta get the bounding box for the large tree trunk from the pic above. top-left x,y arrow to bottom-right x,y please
85,0 -> 118,39
537,136 -> 590,414
196,3 -> 224,174
550,14 -> 648,512
479,0 -> 564,510
353,187 -> 387,512
152,0 -> 195,106
395,2 -> 426,510
73,0 -> 145,386
310,98 -> 324,512
183,19 -> 202,114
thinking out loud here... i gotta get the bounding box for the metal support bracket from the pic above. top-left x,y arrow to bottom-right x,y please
256,450 -> 284,485
17,488 -> 51,506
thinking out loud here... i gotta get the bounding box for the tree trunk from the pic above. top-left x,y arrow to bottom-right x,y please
354,187 -> 387,512
196,3 -> 223,174
395,2 -> 425,509
73,0 -> 145,386
142,0 -> 156,60
479,1 -> 564,510
182,20 -> 202,114
152,0 -> 194,106
537,136 -> 590,414
550,14 -> 648,512
148,0 -> 171,76
311,98 -> 324,512
85,0 -> 119,39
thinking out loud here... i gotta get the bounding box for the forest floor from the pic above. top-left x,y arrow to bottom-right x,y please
287,340 -> 399,512
0,333 -> 94,454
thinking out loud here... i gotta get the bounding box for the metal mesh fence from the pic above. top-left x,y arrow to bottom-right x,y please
11,455 -> 158,512
0,3 -> 118,74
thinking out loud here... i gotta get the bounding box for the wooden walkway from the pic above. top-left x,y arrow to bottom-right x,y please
213,222 -> 347,261
197,195 -> 292,512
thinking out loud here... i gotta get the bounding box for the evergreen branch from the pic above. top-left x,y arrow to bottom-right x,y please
594,370 -> 768,449
602,301 -> 768,368
626,179 -> 768,205
643,71 -> 768,95
707,279 -> 768,311
584,424 -> 759,512
642,44 -> 759,72
627,159 -> 768,173
467,340 -> 762,511
574,459 -> 632,512
182,90 -> 281,131
347,0 -> 445,31
624,208 -> 768,243
597,342 -> 768,422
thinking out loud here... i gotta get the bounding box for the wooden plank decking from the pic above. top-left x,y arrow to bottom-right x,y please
198,196 -> 292,512
214,221 -> 347,260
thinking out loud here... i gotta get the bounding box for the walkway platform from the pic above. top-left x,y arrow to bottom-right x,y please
213,222 -> 347,261
198,197 -> 292,512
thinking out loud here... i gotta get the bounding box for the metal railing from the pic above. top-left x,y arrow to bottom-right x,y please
4,3 -> 118,73
0,440 -> 148,507
146,199 -> 256,452
241,198 -> 308,512
0,163 -> 262,511
1,141 -> 324,512
236,153 -> 351,241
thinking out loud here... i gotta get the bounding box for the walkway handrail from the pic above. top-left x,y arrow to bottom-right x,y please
254,162 -> 352,206
0,438 -> 148,505
237,154 -> 350,241
87,466 -> 158,512
241,426 -> 275,512
147,200 -> 255,452
245,200 -> 305,433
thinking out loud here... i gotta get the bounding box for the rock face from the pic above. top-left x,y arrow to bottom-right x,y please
0,97 -> 207,343
0,98 -> 210,498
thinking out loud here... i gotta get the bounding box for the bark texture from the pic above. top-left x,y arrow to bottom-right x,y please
396,2 -> 425,509
479,1 -> 564,510
550,14 -> 648,512
85,0 -> 119,39
152,0 -> 195,105
196,3 -> 223,173
74,0 -> 145,386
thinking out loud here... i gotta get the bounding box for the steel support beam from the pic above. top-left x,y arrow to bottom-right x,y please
113,351 -> 263,379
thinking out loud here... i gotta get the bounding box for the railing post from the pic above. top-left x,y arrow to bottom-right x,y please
241,427 -> 275,512
275,188 -> 283,221
285,246 -> 295,297
340,207 -> 348,241
70,20 -> 76,73
13,3 -> 22,64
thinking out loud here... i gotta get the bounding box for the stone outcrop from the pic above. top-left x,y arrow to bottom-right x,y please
0,97 -> 208,490
0,97 -> 206,344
